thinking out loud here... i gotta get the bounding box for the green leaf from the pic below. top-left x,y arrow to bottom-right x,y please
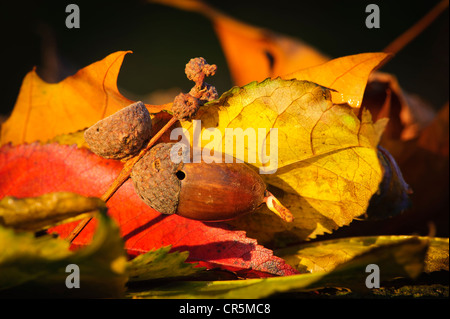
0,209 -> 127,298
127,246 -> 203,282
0,192 -> 105,231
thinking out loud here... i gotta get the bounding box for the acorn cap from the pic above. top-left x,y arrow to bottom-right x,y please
131,143 -> 184,214
84,101 -> 152,160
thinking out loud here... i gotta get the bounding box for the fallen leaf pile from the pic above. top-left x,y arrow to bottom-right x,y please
0,0 -> 448,299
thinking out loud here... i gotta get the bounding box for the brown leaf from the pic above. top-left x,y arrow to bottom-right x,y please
363,72 -> 436,142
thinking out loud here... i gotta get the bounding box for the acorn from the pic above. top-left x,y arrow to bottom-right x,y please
131,143 -> 293,222
84,101 -> 152,160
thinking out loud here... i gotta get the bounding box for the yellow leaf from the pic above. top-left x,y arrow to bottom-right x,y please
177,78 -> 387,243
152,0 -> 329,86
1,51 -> 166,146
284,52 -> 391,108
276,236 -> 446,274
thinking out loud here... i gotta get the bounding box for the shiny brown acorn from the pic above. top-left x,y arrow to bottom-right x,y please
131,143 -> 293,222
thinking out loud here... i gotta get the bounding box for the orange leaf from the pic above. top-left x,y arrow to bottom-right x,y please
284,52 -> 391,108
153,0 -> 329,86
1,51 -> 166,146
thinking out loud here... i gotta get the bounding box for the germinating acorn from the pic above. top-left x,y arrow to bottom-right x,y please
131,143 -> 293,222
84,101 -> 152,160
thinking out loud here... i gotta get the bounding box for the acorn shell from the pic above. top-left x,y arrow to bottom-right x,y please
177,162 -> 266,221
84,101 -> 152,160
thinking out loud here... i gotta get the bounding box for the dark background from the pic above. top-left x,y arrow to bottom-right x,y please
1,0 -> 448,117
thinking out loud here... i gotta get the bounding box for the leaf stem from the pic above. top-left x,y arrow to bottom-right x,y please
66,116 -> 179,243
264,191 -> 294,222
383,0 -> 449,54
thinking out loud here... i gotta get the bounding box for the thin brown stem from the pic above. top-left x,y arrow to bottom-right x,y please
383,0 -> 449,54
66,116 -> 179,243
263,191 -> 294,222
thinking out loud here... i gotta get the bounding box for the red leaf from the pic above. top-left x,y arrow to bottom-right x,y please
0,143 -> 297,277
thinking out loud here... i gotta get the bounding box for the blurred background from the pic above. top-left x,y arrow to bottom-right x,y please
1,0 -> 448,116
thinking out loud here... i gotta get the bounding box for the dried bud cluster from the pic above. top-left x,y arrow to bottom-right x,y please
84,101 -> 152,160
189,83 -> 218,105
172,57 -> 218,121
185,57 -> 217,84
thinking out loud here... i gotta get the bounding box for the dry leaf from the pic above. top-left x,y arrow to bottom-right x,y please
153,0 -> 388,111
276,236 -> 447,274
178,78 -> 387,245
0,192 -> 104,231
152,0 -> 329,85
285,53 -> 391,108
363,72 -> 436,141
0,210 -> 127,298
0,51 -> 166,146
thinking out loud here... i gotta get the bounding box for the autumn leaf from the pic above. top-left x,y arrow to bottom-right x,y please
154,0 -> 388,110
363,72 -> 437,141
127,236 -> 430,299
0,51 -> 167,146
377,103 -> 449,236
275,236 -> 448,274
179,78 -> 387,245
0,143 -> 297,278
417,102 -> 449,156
0,192 -> 105,231
127,246 -> 203,282
0,209 -> 127,298
0,0 -> 447,300
357,64 -> 448,235
152,0 -> 329,86
285,53 -> 391,108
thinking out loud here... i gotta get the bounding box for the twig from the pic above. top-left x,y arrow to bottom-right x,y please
383,0 -> 449,54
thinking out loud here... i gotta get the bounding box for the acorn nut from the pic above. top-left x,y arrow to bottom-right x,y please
84,101 -> 152,160
131,143 -> 293,222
